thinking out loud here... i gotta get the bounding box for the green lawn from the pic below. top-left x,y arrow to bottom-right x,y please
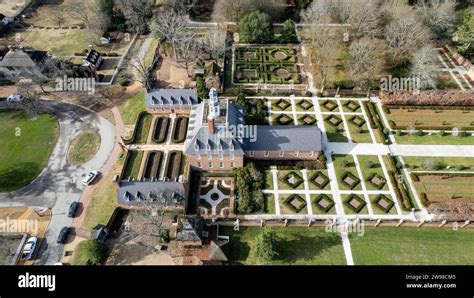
0,110 -> 59,192
221,226 -> 346,265
263,194 -> 275,214
118,91 -> 145,125
134,113 -> 152,144
357,155 -> 389,191
67,130 -> 101,165
403,156 -> 474,172
122,150 -> 144,179
332,154 -> 362,191
350,227 -> 474,265
345,115 -> 372,143
83,173 -> 118,230
263,170 -> 274,189
395,133 -> 474,145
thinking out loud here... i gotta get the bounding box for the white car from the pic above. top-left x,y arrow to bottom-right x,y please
21,236 -> 38,260
82,171 -> 99,186
6,94 -> 24,102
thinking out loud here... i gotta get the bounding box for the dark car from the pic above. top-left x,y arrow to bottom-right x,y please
67,202 -> 79,218
57,227 -> 71,244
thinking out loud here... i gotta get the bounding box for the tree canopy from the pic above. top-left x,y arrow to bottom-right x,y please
253,228 -> 279,263
280,19 -> 298,43
239,11 -> 274,44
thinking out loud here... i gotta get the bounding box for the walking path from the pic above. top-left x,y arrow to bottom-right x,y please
340,227 -> 354,265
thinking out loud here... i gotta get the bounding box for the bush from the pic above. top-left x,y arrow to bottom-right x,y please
305,91 -> 313,97
72,240 -> 107,265
368,161 -> 375,168
415,130 -> 424,136
457,165 -> 465,171
280,19 -> 298,43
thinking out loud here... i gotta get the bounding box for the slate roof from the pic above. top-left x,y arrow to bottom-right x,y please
0,49 -> 49,68
183,100 -> 246,156
176,217 -> 204,243
117,181 -> 187,206
244,126 -> 322,152
83,49 -> 102,67
145,89 -> 199,109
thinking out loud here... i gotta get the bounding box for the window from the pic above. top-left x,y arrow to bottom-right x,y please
264,151 -> 269,157
219,162 -> 224,168
249,151 -> 254,157
309,151 -> 314,157
231,162 -> 235,168
197,162 -> 202,168
279,150 -> 284,157
209,162 -> 213,168
294,151 -> 299,157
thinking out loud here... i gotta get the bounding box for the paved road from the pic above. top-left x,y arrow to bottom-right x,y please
0,100 -> 115,264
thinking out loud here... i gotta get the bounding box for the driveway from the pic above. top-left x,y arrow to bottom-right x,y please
0,99 -> 115,264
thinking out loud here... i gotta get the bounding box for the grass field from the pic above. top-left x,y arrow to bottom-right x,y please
395,133 -> 474,145
413,173 -> 474,204
67,130 -> 100,165
346,115 -> 372,143
0,110 -> 59,192
221,226 -> 346,265
385,106 -> 474,130
134,113 -> 153,144
83,171 -> 118,230
118,91 -> 145,126
403,156 -> 474,172
350,227 -> 474,265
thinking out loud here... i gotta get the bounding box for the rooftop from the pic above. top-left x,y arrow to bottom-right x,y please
145,88 -> 199,109
117,181 -> 187,206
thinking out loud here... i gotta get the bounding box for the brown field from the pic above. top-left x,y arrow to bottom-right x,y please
414,174 -> 474,204
386,107 -> 474,129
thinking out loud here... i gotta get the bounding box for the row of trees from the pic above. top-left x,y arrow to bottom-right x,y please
300,0 -> 463,90
239,11 -> 298,44
233,163 -> 264,214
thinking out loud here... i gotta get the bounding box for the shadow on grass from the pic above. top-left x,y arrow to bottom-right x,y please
0,162 -> 42,193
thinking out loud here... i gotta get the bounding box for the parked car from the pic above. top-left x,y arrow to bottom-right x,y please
82,171 -> 99,186
6,94 -> 24,102
67,201 -> 79,218
20,236 -> 38,260
57,227 -> 71,244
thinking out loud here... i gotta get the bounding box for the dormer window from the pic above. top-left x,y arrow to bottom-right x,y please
194,142 -> 200,151
206,141 -> 211,151
218,139 -> 223,151
229,140 -> 235,151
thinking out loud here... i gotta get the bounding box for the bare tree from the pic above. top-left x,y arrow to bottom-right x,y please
132,54 -> 153,90
416,0 -> 457,39
122,192 -> 174,246
201,28 -> 225,61
300,0 -> 333,24
177,33 -> 199,77
116,0 -> 154,34
347,36 -> 385,89
384,7 -> 432,62
410,46 -> 438,90
50,8 -> 65,27
8,81 -> 41,117
150,12 -> 189,59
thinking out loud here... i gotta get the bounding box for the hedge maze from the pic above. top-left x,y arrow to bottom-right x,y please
234,46 -> 302,85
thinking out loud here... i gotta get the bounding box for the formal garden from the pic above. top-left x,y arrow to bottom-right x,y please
198,178 -> 232,217
233,46 -> 302,85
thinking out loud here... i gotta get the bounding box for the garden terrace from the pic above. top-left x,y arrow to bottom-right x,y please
309,171 -> 330,189
298,114 -> 317,126
340,172 -> 361,190
152,117 -> 170,144
283,194 -> 307,214
142,151 -> 163,180
372,195 -> 394,213
282,171 -> 304,189
121,150 -> 144,180
272,98 -> 291,111
133,113 -> 153,144
325,115 -> 343,127
384,106 -> 474,131
164,151 -> 183,181
357,155 -> 389,191
233,46 -> 302,85
344,194 -> 366,214
296,99 -> 313,111
172,116 -> 189,143
321,100 -> 338,112
312,194 -> 335,214
412,173 -> 474,206
343,100 -> 361,112
274,113 -> 294,125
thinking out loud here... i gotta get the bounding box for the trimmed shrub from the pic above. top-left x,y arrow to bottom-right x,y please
283,194 -> 307,213
312,194 -> 334,213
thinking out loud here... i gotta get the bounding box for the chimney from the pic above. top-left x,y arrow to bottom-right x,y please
207,116 -> 215,135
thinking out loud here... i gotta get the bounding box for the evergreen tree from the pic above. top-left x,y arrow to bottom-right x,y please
239,11 -> 274,43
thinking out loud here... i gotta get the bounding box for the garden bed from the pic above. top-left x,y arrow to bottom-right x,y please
164,151 -> 183,181
142,151 -> 163,180
121,150 -> 144,180
152,117 -> 170,144
172,116 -> 189,143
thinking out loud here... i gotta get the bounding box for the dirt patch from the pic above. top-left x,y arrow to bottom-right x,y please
156,56 -> 192,88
